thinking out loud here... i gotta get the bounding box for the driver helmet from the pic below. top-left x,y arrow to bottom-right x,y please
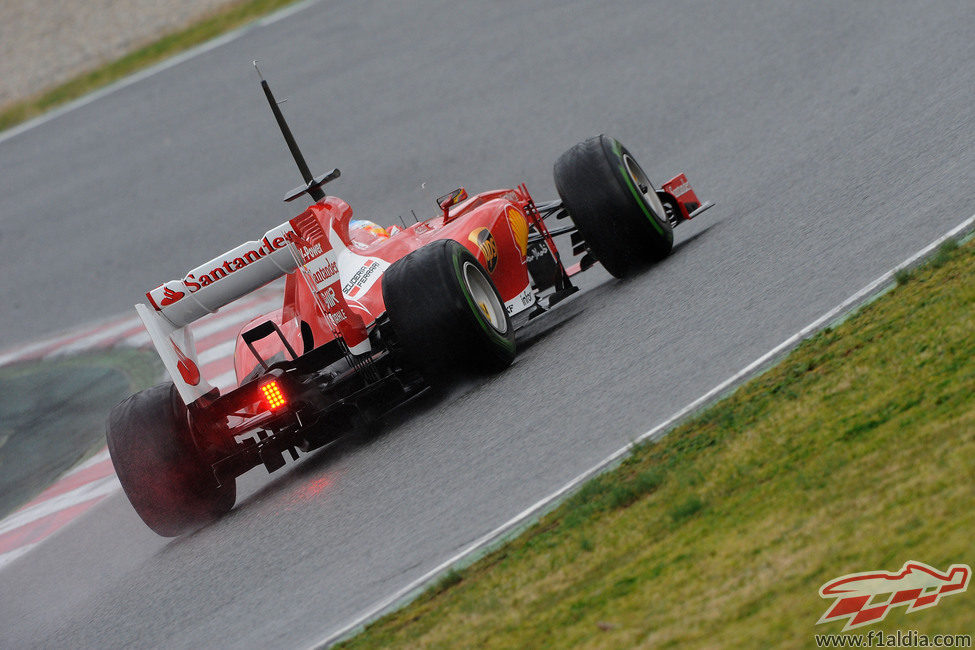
349,219 -> 390,246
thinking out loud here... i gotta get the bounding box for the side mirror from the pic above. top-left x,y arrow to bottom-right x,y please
436,187 -> 468,218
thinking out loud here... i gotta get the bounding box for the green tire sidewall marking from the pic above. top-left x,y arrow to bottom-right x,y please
611,139 -> 667,238
451,248 -> 515,353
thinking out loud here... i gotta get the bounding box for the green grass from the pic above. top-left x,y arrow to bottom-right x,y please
339,238 -> 975,648
0,0 -> 302,133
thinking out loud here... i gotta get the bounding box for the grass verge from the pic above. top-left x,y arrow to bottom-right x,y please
339,238 -> 974,648
0,0 -> 302,133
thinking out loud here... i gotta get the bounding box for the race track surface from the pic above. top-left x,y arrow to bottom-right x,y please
1,0 -> 973,646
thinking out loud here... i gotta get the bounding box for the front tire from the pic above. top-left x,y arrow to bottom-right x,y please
107,383 -> 235,536
382,239 -> 515,382
554,134 -> 673,278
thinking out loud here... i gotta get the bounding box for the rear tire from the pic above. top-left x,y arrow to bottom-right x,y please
107,383 -> 235,536
382,239 -> 515,382
554,134 -> 673,278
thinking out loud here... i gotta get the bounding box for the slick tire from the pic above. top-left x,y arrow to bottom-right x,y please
554,134 -> 673,278
107,383 -> 235,537
382,238 -> 515,382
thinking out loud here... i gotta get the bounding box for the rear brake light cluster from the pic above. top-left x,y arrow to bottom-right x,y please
260,380 -> 287,411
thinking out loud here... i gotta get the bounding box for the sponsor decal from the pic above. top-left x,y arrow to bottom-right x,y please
300,242 -> 324,261
662,174 -> 700,217
289,227 -> 339,291
342,259 -> 381,297
160,286 -> 184,306
311,259 -> 339,286
285,217 -> 369,350
506,206 -> 529,257
468,227 -> 498,273
504,284 -> 535,315
322,287 -> 339,309
315,285 -> 349,324
526,241 -> 551,264
177,235 -> 291,295
170,339 -> 200,386
817,561 -> 970,631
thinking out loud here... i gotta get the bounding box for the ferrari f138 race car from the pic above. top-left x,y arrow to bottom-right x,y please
107,71 -> 713,536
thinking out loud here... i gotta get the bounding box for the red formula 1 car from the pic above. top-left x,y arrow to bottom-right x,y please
106,72 -> 713,536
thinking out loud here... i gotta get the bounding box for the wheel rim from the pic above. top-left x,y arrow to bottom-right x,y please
622,153 -> 667,221
462,261 -> 508,334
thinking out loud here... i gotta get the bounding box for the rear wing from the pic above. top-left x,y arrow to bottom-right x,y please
138,201 -> 369,405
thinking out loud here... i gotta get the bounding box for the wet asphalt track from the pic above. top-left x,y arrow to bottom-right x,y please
1,0 -> 974,646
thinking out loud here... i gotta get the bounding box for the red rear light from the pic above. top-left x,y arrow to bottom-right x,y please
261,380 -> 287,411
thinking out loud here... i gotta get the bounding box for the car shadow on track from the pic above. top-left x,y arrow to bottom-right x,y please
217,382 -> 487,515
670,221 -> 721,255
671,221 -> 721,255
515,301 -> 586,353
196,295 -> 592,525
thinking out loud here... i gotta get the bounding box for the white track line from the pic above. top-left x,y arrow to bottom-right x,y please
0,296 -> 278,555
0,544 -> 40,571
312,214 -> 975,648
198,339 -> 237,366
0,0 -> 324,145
120,330 -> 151,348
0,341 -> 248,549
47,316 -> 144,357
117,296 -> 280,347
0,313 -> 141,366
0,475 -> 120,537
0,339 -> 61,366
211,369 -> 239,391
191,299 -> 280,339
0,326 -> 104,366
64,449 -> 113,477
